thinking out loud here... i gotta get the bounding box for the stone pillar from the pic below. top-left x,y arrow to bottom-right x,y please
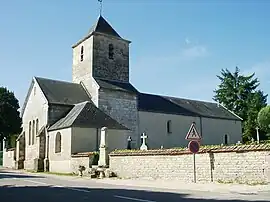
44,128 -> 49,172
98,127 -> 108,167
15,132 -> 25,170
2,137 -> 6,152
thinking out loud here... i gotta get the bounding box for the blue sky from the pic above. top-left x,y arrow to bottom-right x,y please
0,0 -> 270,108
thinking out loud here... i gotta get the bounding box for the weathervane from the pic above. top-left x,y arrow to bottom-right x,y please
98,0 -> 103,16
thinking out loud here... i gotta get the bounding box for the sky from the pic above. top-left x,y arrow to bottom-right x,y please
0,0 -> 270,109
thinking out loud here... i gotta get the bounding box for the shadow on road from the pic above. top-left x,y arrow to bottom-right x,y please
0,185 -> 267,202
0,170 -> 44,179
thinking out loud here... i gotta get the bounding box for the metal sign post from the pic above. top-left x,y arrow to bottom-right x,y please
186,122 -> 201,183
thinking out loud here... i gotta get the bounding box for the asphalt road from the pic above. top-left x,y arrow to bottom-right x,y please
0,168 -> 269,202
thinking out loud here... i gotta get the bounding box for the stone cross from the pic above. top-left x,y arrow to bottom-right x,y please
140,132 -> 148,150
98,127 -> 108,167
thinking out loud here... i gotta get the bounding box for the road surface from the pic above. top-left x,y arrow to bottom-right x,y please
0,168 -> 269,202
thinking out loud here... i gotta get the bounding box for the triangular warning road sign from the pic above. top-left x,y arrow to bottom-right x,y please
185,123 -> 201,140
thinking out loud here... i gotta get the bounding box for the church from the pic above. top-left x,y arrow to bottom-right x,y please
13,15 -> 242,172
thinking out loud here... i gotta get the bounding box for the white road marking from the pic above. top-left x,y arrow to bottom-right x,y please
114,195 -> 156,202
23,179 -> 91,193
23,179 -> 50,186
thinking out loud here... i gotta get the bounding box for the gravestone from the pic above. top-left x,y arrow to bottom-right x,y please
140,132 -> 148,150
127,136 -> 132,150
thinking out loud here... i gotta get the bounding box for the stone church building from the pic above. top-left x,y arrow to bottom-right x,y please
13,15 -> 242,172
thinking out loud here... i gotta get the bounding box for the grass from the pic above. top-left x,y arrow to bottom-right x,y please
217,179 -> 268,186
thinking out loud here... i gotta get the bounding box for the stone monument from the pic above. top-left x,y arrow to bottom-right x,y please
140,132 -> 148,150
98,127 -> 108,167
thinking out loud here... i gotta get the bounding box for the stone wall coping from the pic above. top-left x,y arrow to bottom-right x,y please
109,144 -> 270,156
7,148 -> 15,152
71,152 -> 97,158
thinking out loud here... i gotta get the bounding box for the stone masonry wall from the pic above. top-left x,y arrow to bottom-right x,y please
92,34 -> 130,82
99,88 -> 139,148
109,145 -> 270,184
3,148 -> 16,169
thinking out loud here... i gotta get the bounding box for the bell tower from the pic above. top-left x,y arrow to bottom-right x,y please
72,15 -> 131,87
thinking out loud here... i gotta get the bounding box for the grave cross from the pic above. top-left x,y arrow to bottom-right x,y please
140,132 -> 148,150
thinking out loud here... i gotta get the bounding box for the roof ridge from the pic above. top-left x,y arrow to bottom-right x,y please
34,76 -> 81,85
140,92 -> 217,105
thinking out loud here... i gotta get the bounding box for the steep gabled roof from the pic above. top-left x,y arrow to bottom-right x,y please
88,15 -> 121,38
48,101 -> 128,131
138,93 -> 242,121
20,77 -> 91,118
72,15 -> 128,48
35,77 -> 91,105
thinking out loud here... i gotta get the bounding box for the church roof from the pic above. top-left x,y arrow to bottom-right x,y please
48,101 -> 128,131
35,77 -> 91,105
94,78 -> 138,93
72,16 -> 127,48
138,93 -> 242,121
88,15 -> 121,38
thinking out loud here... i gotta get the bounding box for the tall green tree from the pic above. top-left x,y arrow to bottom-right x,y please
0,87 -> 22,143
213,67 -> 268,142
257,105 -> 270,137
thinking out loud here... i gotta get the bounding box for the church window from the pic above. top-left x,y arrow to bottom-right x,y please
167,120 -> 172,134
224,134 -> 228,145
80,46 -> 84,61
36,119 -> 39,137
32,120 -> 35,144
28,121 -> 32,145
108,44 -> 114,59
55,132 -> 61,153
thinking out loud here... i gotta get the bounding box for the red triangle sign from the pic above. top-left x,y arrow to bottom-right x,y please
185,123 -> 201,140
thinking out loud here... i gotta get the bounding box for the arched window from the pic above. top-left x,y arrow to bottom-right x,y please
167,120 -> 172,134
29,121 -> 32,145
224,134 -> 228,145
80,46 -> 84,61
108,44 -> 114,59
32,120 -> 35,144
36,119 -> 39,136
55,132 -> 61,153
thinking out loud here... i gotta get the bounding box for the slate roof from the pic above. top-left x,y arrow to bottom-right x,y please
94,78 -> 138,93
48,101 -> 128,131
35,77 -> 91,105
72,16 -> 126,48
138,93 -> 242,121
88,15 -> 121,38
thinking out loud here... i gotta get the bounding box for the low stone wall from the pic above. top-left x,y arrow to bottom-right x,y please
3,148 -> 16,169
70,152 -> 97,175
109,144 -> 270,184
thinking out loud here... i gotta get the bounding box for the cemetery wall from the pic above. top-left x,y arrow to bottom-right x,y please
3,148 -> 16,169
109,144 -> 270,184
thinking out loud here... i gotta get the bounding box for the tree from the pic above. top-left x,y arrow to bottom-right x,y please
0,87 -> 22,143
257,105 -> 270,135
213,67 -> 268,142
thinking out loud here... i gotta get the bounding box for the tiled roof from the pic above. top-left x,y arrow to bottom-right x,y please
35,77 -> 91,105
138,93 -> 242,121
48,101 -> 128,131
